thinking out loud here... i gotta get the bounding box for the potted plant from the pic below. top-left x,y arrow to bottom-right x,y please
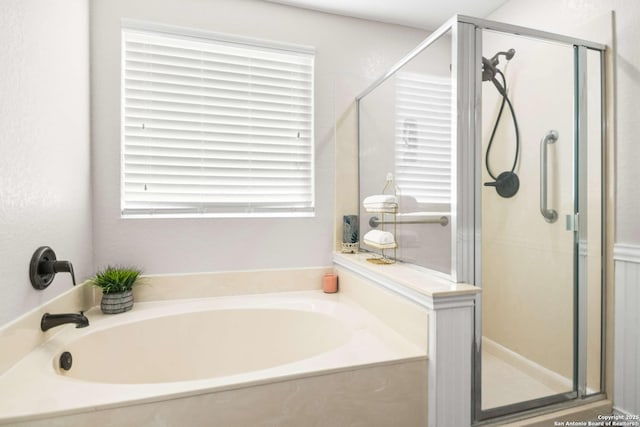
90,266 -> 143,314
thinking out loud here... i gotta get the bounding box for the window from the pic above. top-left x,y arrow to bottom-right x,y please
121,24 -> 315,217
394,71 -> 451,206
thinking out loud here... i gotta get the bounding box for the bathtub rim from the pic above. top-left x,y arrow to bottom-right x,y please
0,290 -> 427,425
0,266 -> 337,377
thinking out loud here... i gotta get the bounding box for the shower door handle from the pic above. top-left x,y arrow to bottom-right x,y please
540,130 -> 559,223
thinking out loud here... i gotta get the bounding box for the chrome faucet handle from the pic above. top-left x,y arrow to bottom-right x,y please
29,246 -> 77,289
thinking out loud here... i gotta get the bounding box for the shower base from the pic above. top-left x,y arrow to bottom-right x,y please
481,337 -> 571,410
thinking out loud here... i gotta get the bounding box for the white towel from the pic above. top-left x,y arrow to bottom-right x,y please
363,230 -> 395,246
363,195 -> 397,206
363,195 -> 397,213
363,202 -> 397,212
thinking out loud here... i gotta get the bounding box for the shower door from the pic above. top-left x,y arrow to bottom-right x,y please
475,25 -> 604,420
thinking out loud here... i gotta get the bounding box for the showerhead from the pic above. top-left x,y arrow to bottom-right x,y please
482,48 -> 516,82
501,48 -> 516,61
489,48 -> 516,65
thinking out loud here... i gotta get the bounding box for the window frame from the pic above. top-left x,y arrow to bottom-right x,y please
120,20 -> 316,219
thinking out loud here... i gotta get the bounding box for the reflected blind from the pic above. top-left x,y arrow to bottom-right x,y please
395,72 -> 451,204
121,27 -> 315,217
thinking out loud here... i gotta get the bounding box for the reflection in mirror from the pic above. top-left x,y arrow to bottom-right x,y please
358,30 -> 453,275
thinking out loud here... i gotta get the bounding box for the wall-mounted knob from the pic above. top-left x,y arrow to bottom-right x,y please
29,246 -> 76,290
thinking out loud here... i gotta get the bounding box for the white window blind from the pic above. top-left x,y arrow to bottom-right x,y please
395,72 -> 451,205
121,26 -> 315,217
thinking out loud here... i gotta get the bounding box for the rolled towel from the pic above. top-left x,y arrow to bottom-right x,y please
363,194 -> 397,206
363,230 -> 395,246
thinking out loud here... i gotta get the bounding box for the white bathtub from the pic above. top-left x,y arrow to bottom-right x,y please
0,290 -> 427,426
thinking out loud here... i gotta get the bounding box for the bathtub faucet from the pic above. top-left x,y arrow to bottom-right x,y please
41,312 -> 89,332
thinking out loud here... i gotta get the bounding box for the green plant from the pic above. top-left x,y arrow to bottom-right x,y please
90,266 -> 143,294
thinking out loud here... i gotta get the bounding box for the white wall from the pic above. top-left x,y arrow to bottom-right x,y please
0,0 -> 92,327
90,0 -> 426,274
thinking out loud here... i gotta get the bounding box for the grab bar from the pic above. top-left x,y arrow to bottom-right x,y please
540,130 -> 559,223
369,215 -> 449,227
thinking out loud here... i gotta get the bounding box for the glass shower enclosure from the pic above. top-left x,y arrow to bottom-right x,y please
357,15 -> 606,423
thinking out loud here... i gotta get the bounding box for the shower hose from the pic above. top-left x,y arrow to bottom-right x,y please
485,68 -> 520,183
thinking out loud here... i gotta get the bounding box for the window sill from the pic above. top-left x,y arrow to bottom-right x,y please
120,211 -> 316,220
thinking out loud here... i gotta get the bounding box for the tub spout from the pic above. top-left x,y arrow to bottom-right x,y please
41,312 -> 89,332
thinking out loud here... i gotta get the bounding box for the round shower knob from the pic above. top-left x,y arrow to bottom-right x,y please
484,171 -> 520,198
29,246 -> 57,289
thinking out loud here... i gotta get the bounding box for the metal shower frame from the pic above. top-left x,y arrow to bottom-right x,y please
356,14 -> 607,424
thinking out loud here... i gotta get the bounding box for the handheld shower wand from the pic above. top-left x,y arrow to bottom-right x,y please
482,48 -> 520,198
